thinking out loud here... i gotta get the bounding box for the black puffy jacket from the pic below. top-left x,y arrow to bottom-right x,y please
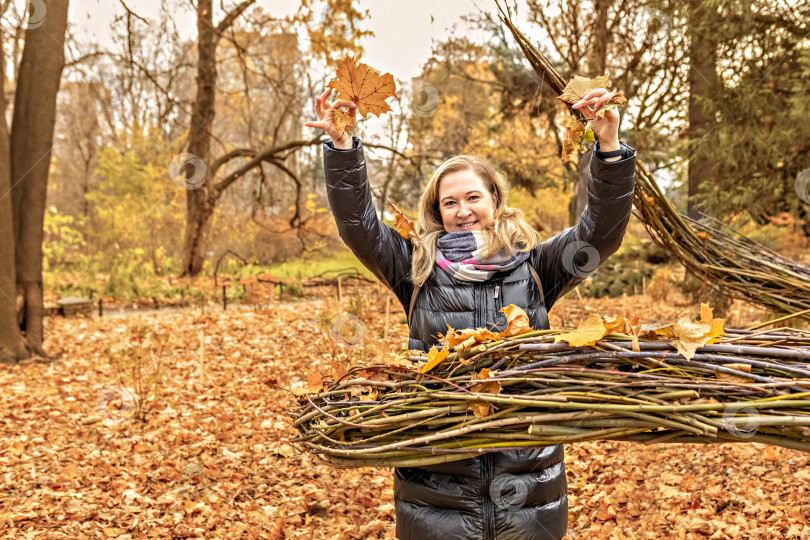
324,137 -> 636,540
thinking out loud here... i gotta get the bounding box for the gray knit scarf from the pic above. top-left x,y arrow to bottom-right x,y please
435,230 -> 529,282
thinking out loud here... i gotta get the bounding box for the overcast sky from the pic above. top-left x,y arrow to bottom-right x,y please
69,0 -> 505,80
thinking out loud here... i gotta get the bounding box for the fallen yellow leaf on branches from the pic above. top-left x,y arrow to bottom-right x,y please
554,313 -> 607,346
499,305 -> 532,338
421,346 -> 449,373
468,368 -> 502,417
715,363 -> 753,384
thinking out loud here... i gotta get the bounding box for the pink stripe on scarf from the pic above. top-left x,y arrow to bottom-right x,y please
437,258 -> 451,270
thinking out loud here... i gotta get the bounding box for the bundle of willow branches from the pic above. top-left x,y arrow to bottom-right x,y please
290,328 -> 810,467
495,3 -> 810,321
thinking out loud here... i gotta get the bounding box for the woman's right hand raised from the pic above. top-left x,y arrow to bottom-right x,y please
304,88 -> 357,150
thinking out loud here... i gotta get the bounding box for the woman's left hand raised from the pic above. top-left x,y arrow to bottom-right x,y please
572,88 -> 621,149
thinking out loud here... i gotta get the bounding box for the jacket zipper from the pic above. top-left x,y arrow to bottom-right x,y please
484,452 -> 494,540
494,284 -> 501,321
477,282 -> 485,333
487,283 -> 498,539
475,283 -> 495,540
493,283 -> 503,333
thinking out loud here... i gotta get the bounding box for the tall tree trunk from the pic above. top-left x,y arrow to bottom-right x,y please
181,0 -> 218,277
181,0 -> 255,277
0,26 -> 30,363
9,0 -> 70,359
573,0 -> 609,222
687,0 -> 718,220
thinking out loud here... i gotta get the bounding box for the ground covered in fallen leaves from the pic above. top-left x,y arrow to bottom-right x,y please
1,284 -> 809,539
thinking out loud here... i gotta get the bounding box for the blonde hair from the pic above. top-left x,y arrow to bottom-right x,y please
410,155 -> 542,287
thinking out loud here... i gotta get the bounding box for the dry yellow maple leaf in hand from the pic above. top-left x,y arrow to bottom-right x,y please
559,74 -> 611,102
557,73 -> 626,160
327,54 -> 397,135
560,116 -> 596,161
383,197 -> 417,240
557,73 -> 627,119
561,115 -> 586,162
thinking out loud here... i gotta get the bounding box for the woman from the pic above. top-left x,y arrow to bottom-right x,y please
305,87 -> 636,540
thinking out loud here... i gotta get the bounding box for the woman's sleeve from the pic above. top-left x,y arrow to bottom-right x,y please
532,141 -> 637,308
323,136 -> 414,307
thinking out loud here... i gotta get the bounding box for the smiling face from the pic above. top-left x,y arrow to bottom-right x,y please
437,168 -> 497,233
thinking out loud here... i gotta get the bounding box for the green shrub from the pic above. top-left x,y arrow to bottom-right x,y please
583,235 -> 671,298
286,279 -> 305,299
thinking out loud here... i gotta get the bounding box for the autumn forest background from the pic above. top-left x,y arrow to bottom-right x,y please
1,0 -> 810,538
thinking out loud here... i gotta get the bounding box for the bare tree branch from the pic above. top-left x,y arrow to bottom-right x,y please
64,50 -> 108,68
214,0 -> 256,45
212,136 -> 325,193
118,0 -> 149,25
